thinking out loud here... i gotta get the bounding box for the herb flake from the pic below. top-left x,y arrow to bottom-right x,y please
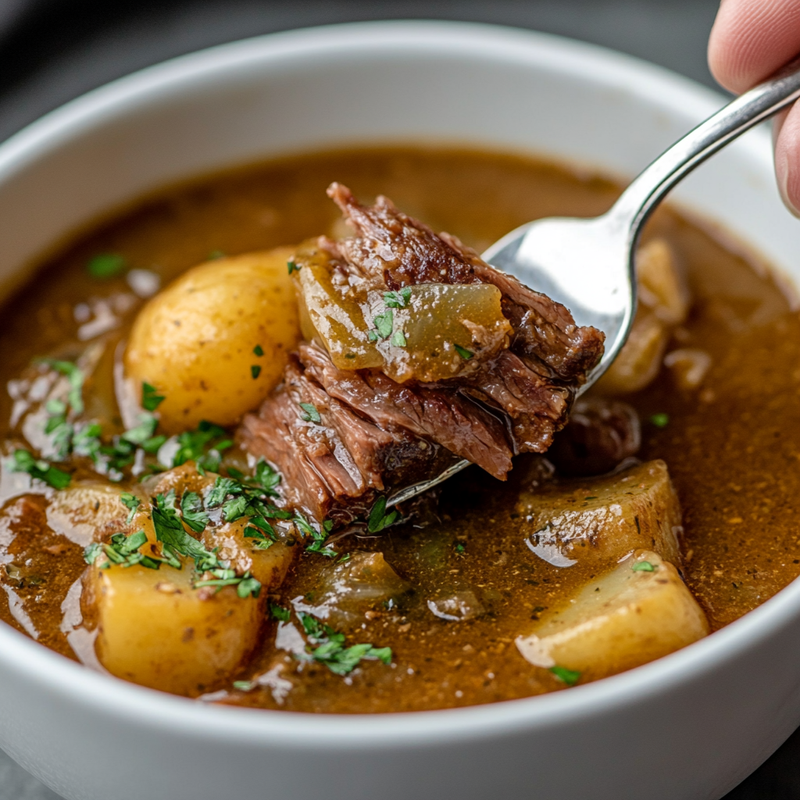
298,402 -> 321,424
87,253 -> 127,280
550,665 -> 581,686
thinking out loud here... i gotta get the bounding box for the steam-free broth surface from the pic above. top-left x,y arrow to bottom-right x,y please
1,146 -> 798,713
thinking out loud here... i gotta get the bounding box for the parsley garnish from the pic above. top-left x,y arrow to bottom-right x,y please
298,402 -> 321,423
87,253 -> 127,280
550,665 -> 581,686
650,412 -> 669,428
371,309 -> 394,340
632,560 -> 657,572
84,530 -> 166,570
120,492 -> 140,524
151,491 -> 213,567
383,287 -> 411,308
455,542 -> 466,555
11,449 -> 70,490
141,382 -> 165,412
172,420 -> 232,472
150,489 -> 262,597
244,515 -> 277,549
251,365 -> 262,380
44,360 -> 85,414
208,250 -> 226,260
454,344 -> 473,360
195,569 -> 262,598
296,612 -> 392,675
269,603 -> 291,622
293,512 -> 336,557
287,260 -> 300,275
367,496 -> 398,533
180,491 -> 208,533
391,330 -> 407,347
253,345 -> 264,357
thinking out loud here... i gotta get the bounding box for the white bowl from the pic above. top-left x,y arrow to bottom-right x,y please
1,21 -> 799,800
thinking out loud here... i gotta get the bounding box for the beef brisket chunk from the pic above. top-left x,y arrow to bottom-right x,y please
239,185 -> 605,522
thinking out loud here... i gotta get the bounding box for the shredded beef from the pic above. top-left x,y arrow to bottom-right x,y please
238,185 -> 605,522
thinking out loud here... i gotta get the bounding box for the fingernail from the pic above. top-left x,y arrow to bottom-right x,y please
775,137 -> 800,218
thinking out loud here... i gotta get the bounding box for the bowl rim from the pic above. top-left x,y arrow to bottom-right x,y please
0,19 -> 794,748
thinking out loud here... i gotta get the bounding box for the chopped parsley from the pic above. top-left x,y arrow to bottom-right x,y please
244,515 -> 277,549
287,260 -> 300,275
84,530 -> 166,570
141,382 -> 165,412
232,680 -> 254,692
180,491 -> 208,533
296,612 -> 392,675
208,250 -> 226,260
454,344 -> 473,360
253,345 -> 264,357
43,359 -> 85,414
298,402 -> 321,424
151,490 -> 214,567
120,492 -> 141,524
293,512 -> 335,557
367,496 -> 398,533
269,602 -> 291,622
10,449 -> 70,490
202,463 -> 289,553
550,665 -> 581,686
383,287 -> 411,308
632,560 -> 657,572
650,412 -> 670,428
87,253 -> 127,280
172,420 -> 232,472
251,365 -> 262,380
194,569 -> 261,598
371,309 -> 394,340
455,542 -> 466,555
391,330 -> 407,348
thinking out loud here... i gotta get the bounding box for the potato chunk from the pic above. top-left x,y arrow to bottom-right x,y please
125,247 -> 301,432
597,238 -> 689,394
88,489 -> 296,696
46,482 -> 131,546
516,551 -> 709,680
515,460 -> 682,570
90,560 -> 262,696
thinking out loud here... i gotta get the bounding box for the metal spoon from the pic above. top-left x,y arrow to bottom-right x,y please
388,59 -> 800,507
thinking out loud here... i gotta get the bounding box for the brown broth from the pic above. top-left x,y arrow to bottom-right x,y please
1,145 -> 799,713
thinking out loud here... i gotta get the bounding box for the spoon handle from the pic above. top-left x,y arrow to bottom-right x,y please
612,57 -> 800,236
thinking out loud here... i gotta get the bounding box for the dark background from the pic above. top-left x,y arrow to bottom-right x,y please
1,1 -> 798,798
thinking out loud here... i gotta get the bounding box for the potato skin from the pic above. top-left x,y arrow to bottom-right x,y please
125,247 -> 300,432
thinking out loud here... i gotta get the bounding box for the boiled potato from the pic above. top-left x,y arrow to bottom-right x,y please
597,238 -> 690,395
595,311 -> 668,395
516,550 -> 709,681
637,238 -> 690,325
125,247 -> 301,432
515,459 -> 683,571
90,557 -> 262,696
88,471 -> 297,696
46,482 -> 131,546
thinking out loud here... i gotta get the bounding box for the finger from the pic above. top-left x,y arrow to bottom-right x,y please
709,0 -> 800,93
774,101 -> 800,216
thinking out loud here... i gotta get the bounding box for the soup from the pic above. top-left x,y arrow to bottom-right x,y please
1,146 -> 798,714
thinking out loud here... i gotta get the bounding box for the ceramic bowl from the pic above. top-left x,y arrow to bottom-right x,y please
0,21 -> 799,800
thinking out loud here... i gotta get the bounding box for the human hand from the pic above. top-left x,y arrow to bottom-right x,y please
709,0 -> 800,215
